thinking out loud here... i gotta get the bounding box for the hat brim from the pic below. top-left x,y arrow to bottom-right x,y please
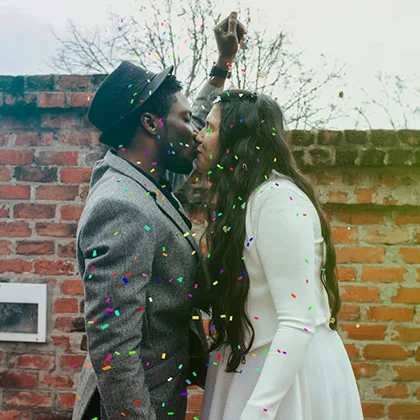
99,65 -> 174,146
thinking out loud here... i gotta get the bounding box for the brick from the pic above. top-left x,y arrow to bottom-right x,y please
0,240 -> 11,255
0,411 -> 32,420
186,392 -> 203,411
398,130 -> 420,146
344,130 -> 368,145
336,267 -> 357,282
55,317 -> 85,332
58,131 -> 100,146
25,75 -> 54,91
362,402 -> 384,418
341,285 -> 381,302
338,304 -> 360,321
365,306 -> 414,322
14,166 -> 58,183
33,413 -> 73,420
291,130 -> 315,146
364,344 -> 409,360
344,343 -> 360,360
317,130 -> 342,145
314,172 -> 337,185
341,324 -> 386,340
0,75 -> 22,91
394,209 -> 420,225
68,92 -> 93,107
36,186 -> 78,201
60,205 -> 84,221
0,371 -> 38,388
327,190 -> 348,204
15,132 -> 54,146
388,403 -> 420,419
35,151 -> 78,166
39,92 -> 66,108
0,222 -> 31,237
4,93 -> 37,108
58,242 -> 76,258
40,113 -> 79,129
57,75 -> 90,90
0,208 -> 10,221
399,248 -> 420,264
34,260 -> 74,275
39,372 -> 74,389
336,150 -> 358,166
0,167 -> 11,181
308,148 -> 332,165
0,115 -> 38,129
374,383 -> 409,399
16,241 -> 55,255
58,355 -> 86,370
61,280 -> 84,296
331,227 -> 358,244
355,188 -> 376,204
54,298 -> 79,314
336,247 -> 385,263
361,267 -> 406,283
388,149 -> 415,165
13,204 -> 56,219
36,222 -> 77,237
0,185 -> 30,200
416,346 -> 420,362
362,227 -> 409,245
351,362 -> 380,379
414,229 -> 420,244
393,365 -> 420,381
391,326 -> 420,343
360,149 -> 386,166
0,150 -> 34,165
51,335 -> 71,351
370,172 -> 397,188
57,392 -> 76,408
337,208 -> 385,224
4,391 -> 53,408
60,168 -> 92,183
8,354 -> 54,370
370,129 -> 398,146
391,288 -> 420,303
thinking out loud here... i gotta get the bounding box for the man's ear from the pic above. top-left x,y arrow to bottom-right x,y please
140,112 -> 159,136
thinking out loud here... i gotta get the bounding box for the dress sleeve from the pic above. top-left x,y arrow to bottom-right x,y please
240,187 -> 317,420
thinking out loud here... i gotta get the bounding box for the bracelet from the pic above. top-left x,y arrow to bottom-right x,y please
209,62 -> 232,79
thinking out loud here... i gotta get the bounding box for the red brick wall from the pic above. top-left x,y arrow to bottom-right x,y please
0,75 -> 419,420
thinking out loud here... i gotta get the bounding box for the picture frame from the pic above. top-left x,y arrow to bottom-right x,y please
0,283 -> 47,343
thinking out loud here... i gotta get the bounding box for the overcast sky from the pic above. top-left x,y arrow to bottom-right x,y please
1,0 -> 419,129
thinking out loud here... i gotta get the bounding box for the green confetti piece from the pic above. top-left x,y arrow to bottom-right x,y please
262,349 -> 269,355
92,250 -> 97,257
144,225 -> 151,231
162,247 -> 166,252
305,259 -> 309,263
192,371 -> 197,377
101,324 -> 109,330
256,367 -> 261,372
129,350 -> 136,355
177,277 -> 183,283
114,310 -> 120,316
178,364 -> 183,369
241,256 -> 246,260
308,306 -> 312,311
115,351 -> 120,355
114,232 -> 118,236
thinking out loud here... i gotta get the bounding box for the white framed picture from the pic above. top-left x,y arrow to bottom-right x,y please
0,283 -> 47,343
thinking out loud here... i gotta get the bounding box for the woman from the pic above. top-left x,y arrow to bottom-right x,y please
194,90 -> 363,420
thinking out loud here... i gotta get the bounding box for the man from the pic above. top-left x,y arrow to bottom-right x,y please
72,12 -> 246,420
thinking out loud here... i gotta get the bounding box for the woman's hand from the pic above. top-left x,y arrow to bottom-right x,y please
213,11 -> 247,70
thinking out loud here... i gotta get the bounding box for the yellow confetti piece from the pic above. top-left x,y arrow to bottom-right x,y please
183,232 -> 190,237
161,353 -> 166,359
114,232 -> 118,236
191,250 -> 196,255
213,281 -> 218,286
229,316 -> 233,321
77,395 -> 81,401
192,315 -> 200,320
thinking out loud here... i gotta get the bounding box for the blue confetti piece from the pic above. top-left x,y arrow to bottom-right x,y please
123,278 -> 129,284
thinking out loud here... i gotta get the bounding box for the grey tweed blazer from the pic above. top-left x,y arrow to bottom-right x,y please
72,82 -> 218,420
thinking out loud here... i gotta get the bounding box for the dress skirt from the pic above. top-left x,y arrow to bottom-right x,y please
200,323 -> 364,420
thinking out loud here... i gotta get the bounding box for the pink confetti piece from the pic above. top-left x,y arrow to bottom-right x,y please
254,316 -> 259,320
105,297 -> 111,302
289,196 -> 293,200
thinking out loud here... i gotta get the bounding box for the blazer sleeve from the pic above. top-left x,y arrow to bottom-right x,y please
240,187 -> 317,420
165,82 -> 219,191
78,197 -> 157,419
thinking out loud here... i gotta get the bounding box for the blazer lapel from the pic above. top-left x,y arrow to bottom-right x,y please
104,150 -> 201,259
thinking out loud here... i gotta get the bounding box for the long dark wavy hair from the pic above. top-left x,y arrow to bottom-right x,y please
198,90 -> 341,372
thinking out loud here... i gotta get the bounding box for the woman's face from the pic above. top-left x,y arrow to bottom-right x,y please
195,104 -> 221,173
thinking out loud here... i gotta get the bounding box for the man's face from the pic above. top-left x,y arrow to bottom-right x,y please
161,92 -> 199,174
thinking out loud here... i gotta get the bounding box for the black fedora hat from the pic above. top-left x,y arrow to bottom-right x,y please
88,61 -> 174,146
